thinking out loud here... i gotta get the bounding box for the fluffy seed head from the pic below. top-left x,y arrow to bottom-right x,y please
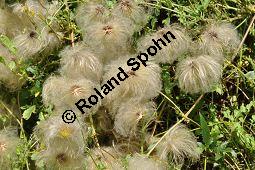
42,76 -> 100,114
127,154 -> 167,170
0,128 -> 20,169
176,55 -> 222,94
201,22 -> 240,59
13,26 -> 62,61
112,0 -> 148,30
138,24 -> 191,64
103,56 -> 162,112
12,0 -> 62,53
36,146 -> 86,170
41,28 -> 63,55
85,146 -> 124,170
155,124 -> 200,163
114,101 -> 156,137
0,8 -> 29,38
59,43 -> 103,83
84,18 -> 134,63
42,75 -> 64,107
76,2 -> 110,28
13,29 -> 45,60
12,0 -> 60,27
195,40 -> 225,64
34,115 -> 88,155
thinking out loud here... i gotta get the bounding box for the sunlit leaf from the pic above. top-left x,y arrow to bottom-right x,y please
23,105 -> 36,120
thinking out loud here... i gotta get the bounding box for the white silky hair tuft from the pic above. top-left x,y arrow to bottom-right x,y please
138,24 -> 191,64
201,22 -> 240,60
34,114 -> 87,156
114,101 -> 156,137
84,17 -> 134,63
112,0 -> 148,31
85,146 -> 124,170
76,1 -> 110,29
127,154 -> 167,170
155,124 -> 200,163
42,76 -> 100,114
176,55 -> 222,94
59,43 -> 103,83
103,56 -> 162,113
0,128 -> 20,169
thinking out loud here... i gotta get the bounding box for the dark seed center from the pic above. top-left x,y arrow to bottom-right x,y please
190,61 -> 195,68
209,31 -> 218,39
121,0 -> 132,11
127,70 -> 136,76
56,153 -> 67,163
29,31 -> 37,38
0,142 -> 7,151
95,6 -> 104,15
71,85 -> 83,96
103,25 -> 113,35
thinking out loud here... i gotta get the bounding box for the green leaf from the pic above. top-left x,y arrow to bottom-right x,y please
201,0 -> 210,9
150,17 -> 158,30
213,84 -> 223,95
245,71 -> 255,80
0,34 -> 17,55
26,66 -> 38,75
239,104 -> 247,113
8,61 -> 16,71
23,105 -> 36,120
199,113 -> 210,147
106,0 -> 116,8
162,65 -> 173,96
38,112 -> 45,121
0,56 -> 5,64
162,18 -> 170,26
